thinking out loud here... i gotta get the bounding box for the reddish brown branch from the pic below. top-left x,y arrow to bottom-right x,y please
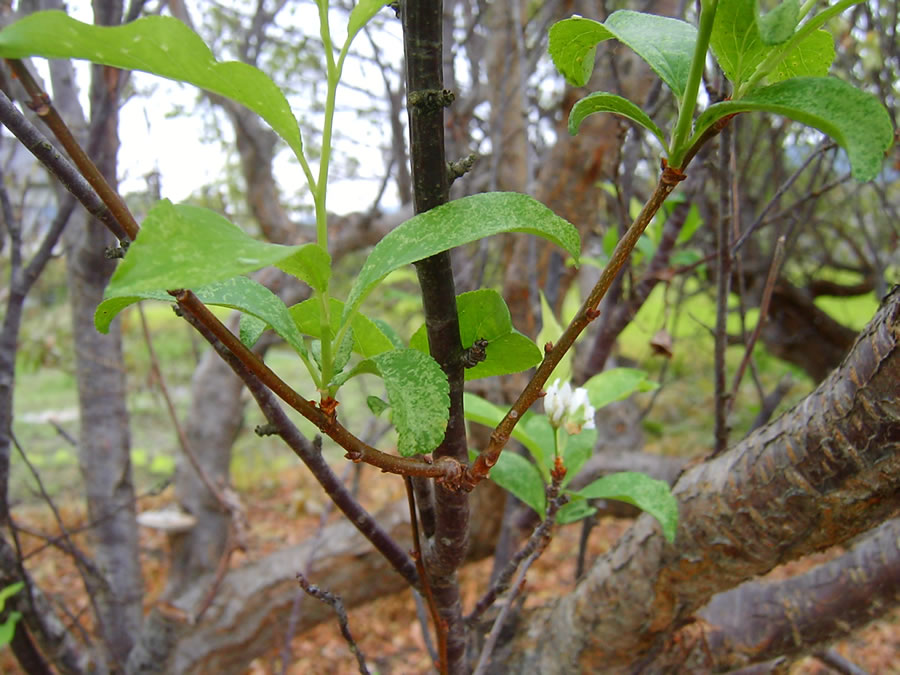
466,167 -> 684,487
171,290 -> 453,480
5,59 -> 139,241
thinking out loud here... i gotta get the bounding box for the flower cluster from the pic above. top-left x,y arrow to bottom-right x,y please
544,379 -> 596,434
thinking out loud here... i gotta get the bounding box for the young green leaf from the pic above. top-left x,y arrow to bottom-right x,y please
463,392 -> 549,475
561,427 -> 597,487
549,11 -> 696,97
346,0 -> 387,48
576,471 -> 678,542
0,11 -> 306,161
694,77 -> 893,182
556,497 -> 597,525
770,29 -> 835,82
343,192 -> 580,325
568,92 -> 668,149
239,313 -> 268,349
97,276 -> 310,359
105,200 -> 302,297
484,450 -> 547,516
756,0 -> 800,45
710,0 -> 772,88
275,244 -> 332,293
583,368 -> 658,410
410,289 -> 542,380
370,349 -> 449,457
0,581 -> 23,610
290,297 -> 394,358
367,395 -> 390,417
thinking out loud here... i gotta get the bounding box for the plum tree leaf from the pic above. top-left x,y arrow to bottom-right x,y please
370,349 -> 449,457
549,11 -> 696,97
770,29 -> 834,82
343,192 -> 580,325
275,244 -> 331,293
569,92 -> 668,149
694,77 -> 893,181
97,277 -> 309,358
346,0 -> 386,47
756,0 -> 800,45
576,471 -> 678,542
290,297 -> 394,357
583,368 -> 658,409
105,200 -> 302,297
0,11 -> 305,161
410,289 -> 542,380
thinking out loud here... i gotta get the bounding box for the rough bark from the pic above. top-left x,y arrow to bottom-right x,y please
647,517 -> 900,671
761,280 -> 859,383
495,285 -> 900,673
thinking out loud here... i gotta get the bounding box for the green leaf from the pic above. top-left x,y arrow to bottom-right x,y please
0,611 -> 21,646
463,392 -> 549,476
484,450 -> 547,516
556,497 -> 597,525
711,0 -> 772,88
411,289 -> 542,380
370,349 -> 449,457
770,29 -> 834,82
275,244 -> 332,293
343,192 -> 580,325
97,277 -> 309,358
0,582 -> 23,610
675,204 -> 703,245
694,77 -> 893,181
290,298 -> 394,358
756,0 -> 799,45
583,368 -> 658,410
549,11 -> 697,97
373,319 -> 405,350
239,313 -> 267,349
537,291 -> 571,385
0,12 -> 305,161
561,427 -> 597,487
577,471 -> 678,542
333,327 -> 355,375
106,200 -> 301,297
346,0 -> 386,47
568,92 -> 668,149
367,395 -> 389,417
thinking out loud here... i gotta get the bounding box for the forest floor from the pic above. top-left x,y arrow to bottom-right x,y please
4,461 -> 899,675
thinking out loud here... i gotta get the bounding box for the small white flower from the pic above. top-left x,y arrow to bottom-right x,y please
545,378 -> 595,434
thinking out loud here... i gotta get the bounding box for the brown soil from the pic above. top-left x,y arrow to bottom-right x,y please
3,465 -> 899,674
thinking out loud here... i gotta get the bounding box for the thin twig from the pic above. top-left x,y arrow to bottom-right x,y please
279,456 -> 352,675
173,289 -> 453,481
295,573 -> 371,675
467,464 -> 569,625
727,236 -> 786,411
471,472 -> 568,675
178,306 -> 420,588
0,90 -> 126,241
5,60 -> 139,240
137,304 -> 231,511
467,164 -> 686,487
712,127 -> 733,456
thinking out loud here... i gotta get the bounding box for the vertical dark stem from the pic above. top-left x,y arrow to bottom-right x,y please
402,1 -> 469,671
712,127 -> 732,455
